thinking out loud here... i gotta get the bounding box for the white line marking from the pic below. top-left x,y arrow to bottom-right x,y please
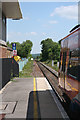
45,78 -> 70,119
0,81 -> 12,94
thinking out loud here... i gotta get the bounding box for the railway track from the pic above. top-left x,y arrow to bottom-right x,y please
37,61 -> 70,102
36,61 -> 74,119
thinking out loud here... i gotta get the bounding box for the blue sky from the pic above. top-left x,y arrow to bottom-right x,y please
7,2 -> 78,54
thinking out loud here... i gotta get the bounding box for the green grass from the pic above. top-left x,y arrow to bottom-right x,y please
10,79 -> 17,82
19,59 -> 33,78
43,60 -> 59,72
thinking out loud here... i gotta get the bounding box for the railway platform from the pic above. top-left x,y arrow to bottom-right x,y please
0,77 -> 69,119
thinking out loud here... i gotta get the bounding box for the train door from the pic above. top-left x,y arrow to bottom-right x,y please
62,51 -> 67,89
61,52 -> 67,89
59,51 -> 67,89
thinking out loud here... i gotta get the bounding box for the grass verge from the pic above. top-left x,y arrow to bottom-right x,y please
19,59 -> 33,78
43,60 -> 59,72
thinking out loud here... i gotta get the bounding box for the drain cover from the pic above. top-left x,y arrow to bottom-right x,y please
0,102 -> 16,114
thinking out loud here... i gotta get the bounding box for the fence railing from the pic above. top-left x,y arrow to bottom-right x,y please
18,58 -> 28,72
0,58 -> 19,90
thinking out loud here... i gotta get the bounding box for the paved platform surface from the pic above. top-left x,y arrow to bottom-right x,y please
0,77 -> 69,119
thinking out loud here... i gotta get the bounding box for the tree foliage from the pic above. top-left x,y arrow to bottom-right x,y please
7,40 -> 33,58
40,38 -> 60,61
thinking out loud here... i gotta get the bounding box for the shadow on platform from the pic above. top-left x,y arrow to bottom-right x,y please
26,90 -> 63,120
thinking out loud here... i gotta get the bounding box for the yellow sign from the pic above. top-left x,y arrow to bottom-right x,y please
14,56 -> 21,62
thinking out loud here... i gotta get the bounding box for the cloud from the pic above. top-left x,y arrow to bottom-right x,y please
42,32 -> 46,36
26,32 -> 37,36
49,20 -> 58,24
31,32 -> 37,35
7,32 -> 25,43
37,19 -> 41,22
24,16 -> 30,20
8,32 -> 22,38
50,5 -> 78,20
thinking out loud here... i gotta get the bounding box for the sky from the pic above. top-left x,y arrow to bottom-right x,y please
7,2 -> 78,54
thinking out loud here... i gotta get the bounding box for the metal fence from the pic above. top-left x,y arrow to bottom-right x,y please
18,58 -> 28,72
0,58 -> 19,90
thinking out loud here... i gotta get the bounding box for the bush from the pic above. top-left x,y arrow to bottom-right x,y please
54,60 -> 58,64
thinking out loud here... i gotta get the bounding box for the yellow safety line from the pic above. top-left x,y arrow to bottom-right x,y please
64,77 -> 78,91
33,78 -> 38,119
66,81 -> 78,91
34,78 -> 36,91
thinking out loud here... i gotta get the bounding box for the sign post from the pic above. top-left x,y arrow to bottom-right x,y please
52,60 -> 54,67
12,43 -> 16,50
13,50 -> 17,56
12,43 -> 17,56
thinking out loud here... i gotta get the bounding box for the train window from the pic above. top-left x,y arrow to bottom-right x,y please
71,48 -> 80,57
68,31 -> 78,49
67,59 -> 80,81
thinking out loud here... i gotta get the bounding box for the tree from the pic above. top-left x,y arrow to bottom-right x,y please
7,41 -> 12,48
40,38 -> 60,61
41,38 -> 54,61
51,42 -> 60,60
7,40 -> 33,58
20,40 -> 33,58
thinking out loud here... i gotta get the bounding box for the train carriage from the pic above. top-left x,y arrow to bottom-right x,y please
58,24 -> 80,112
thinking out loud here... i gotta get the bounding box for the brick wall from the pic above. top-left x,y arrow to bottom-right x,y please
0,45 -> 13,58
0,45 -> 2,58
7,49 -> 13,58
0,45 -> 7,58
7,50 -> 10,58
